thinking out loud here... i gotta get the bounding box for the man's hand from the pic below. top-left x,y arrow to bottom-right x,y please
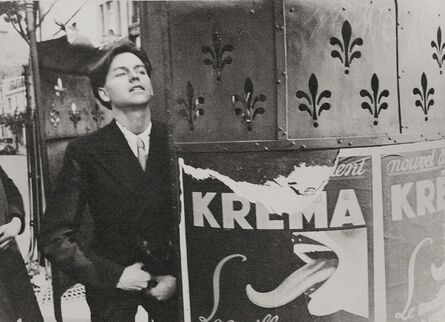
145,275 -> 176,301
116,262 -> 152,291
0,217 -> 21,252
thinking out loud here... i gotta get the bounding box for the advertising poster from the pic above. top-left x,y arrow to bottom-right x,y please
179,150 -> 373,322
381,143 -> 445,322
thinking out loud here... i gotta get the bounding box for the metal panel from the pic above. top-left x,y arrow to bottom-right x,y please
140,1 -> 171,124
398,0 -> 445,139
274,0 -> 289,141
168,0 -> 277,143
285,0 -> 399,140
40,69 -> 112,139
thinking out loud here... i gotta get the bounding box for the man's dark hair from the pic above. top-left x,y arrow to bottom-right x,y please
89,43 -> 152,109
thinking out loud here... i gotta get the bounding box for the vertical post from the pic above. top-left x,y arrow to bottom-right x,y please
25,1 -> 50,234
23,63 -> 39,269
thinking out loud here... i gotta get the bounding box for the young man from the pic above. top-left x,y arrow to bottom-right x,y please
39,43 -> 178,322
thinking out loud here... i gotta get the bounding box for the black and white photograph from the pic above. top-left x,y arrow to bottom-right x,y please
0,1 -> 444,321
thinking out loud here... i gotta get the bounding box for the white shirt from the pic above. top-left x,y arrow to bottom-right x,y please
116,120 -> 152,158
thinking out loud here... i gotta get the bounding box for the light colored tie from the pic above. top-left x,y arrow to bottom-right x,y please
137,136 -> 147,171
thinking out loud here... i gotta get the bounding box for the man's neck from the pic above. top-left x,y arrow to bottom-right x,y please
112,106 -> 152,135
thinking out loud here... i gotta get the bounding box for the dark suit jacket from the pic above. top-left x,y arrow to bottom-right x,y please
39,120 -> 176,290
0,166 -> 43,322
0,166 -> 25,231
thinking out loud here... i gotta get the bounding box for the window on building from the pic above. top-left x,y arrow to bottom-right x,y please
127,1 -> 141,47
106,1 -> 113,35
101,1 -> 121,37
128,1 -> 140,24
100,4 -> 105,35
115,1 -> 121,35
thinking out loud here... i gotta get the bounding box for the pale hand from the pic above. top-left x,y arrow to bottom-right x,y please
0,217 -> 21,251
146,275 -> 176,301
116,262 -> 152,291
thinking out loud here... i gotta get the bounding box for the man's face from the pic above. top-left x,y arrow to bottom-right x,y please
98,52 -> 153,109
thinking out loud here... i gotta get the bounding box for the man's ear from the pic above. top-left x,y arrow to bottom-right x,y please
98,87 -> 110,103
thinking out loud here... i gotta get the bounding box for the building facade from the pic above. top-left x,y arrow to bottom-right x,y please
39,0 -> 140,47
0,75 -> 26,142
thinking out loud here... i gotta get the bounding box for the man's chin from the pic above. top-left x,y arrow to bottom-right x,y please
114,99 -> 152,110
131,96 -> 152,106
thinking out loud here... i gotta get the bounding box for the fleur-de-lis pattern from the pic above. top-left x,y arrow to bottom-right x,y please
360,74 -> 390,125
68,102 -> 81,130
296,74 -> 332,127
49,105 -> 61,129
202,28 -> 233,81
177,81 -> 205,131
431,27 -> 445,74
413,73 -> 435,121
54,77 -> 66,103
91,103 -> 105,128
330,20 -> 363,74
231,77 -> 266,131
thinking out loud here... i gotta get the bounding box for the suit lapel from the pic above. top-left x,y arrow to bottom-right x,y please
98,120 -> 146,195
139,121 -> 170,216
145,122 -> 164,174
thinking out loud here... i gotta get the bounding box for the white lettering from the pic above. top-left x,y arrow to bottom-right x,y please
221,193 -> 253,229
391,183 -> 416,221
416,180 -> 435,216
256,203 -> 284,230
330,189 -> 366,227
193,192 -> 220,228
289,192 -> 328,229
438,149 -> 445,165
332,157 -> 367,177
191,191 -> 365,229
386,150 -> 436,174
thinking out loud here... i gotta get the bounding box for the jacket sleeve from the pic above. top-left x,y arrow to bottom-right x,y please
0,166 -> 25,234
38,142 -> 125,289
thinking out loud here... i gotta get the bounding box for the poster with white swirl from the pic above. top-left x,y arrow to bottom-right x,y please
381,141 -> 445,322
178,149 -> 372,322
